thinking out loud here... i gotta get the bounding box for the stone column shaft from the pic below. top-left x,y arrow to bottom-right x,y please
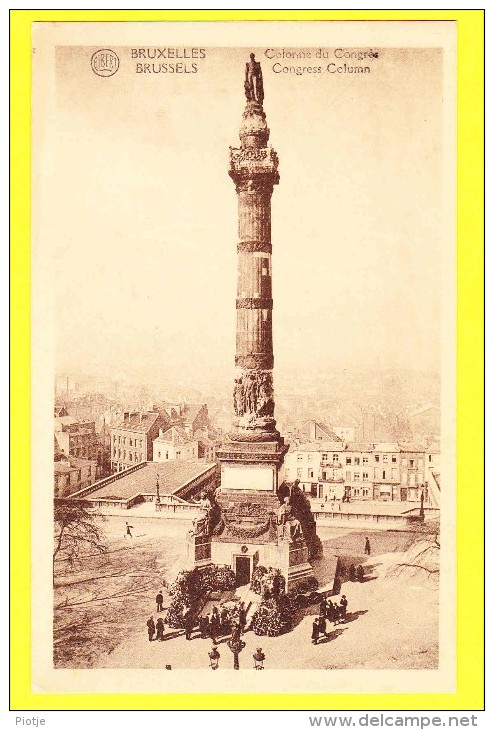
228,99 -> 280,443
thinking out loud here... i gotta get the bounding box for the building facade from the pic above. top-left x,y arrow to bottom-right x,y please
54,416 -> 98,461
153,426 -> 199,462
54,454 -> 98,497
110,410 -> 169,472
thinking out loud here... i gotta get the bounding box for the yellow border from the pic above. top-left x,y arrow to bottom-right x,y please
10,9 -> 484,710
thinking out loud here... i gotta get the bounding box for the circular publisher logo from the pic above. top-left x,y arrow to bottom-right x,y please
91,49 -> 119,77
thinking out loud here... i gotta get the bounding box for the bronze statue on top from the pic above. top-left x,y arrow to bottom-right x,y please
245,53 -> 264,105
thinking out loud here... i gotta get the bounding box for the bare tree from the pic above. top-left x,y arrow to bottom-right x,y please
53,499 -> 107,586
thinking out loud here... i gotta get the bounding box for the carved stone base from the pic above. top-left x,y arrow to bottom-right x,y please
228,426 -> 280,443
217,437 -> 288,461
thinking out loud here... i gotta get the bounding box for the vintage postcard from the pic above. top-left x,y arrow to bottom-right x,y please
26,18 -> 463,700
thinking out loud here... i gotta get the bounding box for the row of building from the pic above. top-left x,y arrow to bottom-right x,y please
284,438 -> 440,506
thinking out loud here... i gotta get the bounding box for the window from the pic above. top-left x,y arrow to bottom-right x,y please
391,468 -> 398,480
363,488 -> 369,496
363,456 -> 369,464
158,451 -> 161,459
353,472 -> 360,480
345,471 -> 351,481
308,469 -> 314,479
382,470 -> 386,479
307,454 -> 313,462
382,454 -> 388,463
297,454 -> 303,461
346,457 -> 352,465
297,468 -> 302,479
409,459 -> 415,468
392,455 -> 397,463
176,451 -> 181,458
375,455 -> 380,462
363,472 -> 369,481
322,453 -> 328,461
333,454 -> 339,463
429,454 -> 432,462
354,457 -> 360,465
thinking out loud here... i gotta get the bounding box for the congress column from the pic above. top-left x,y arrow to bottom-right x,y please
228,53 -> 280,444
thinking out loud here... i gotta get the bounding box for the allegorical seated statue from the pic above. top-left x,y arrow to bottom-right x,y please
276,496 -> 303,542
191,492 -> 219,537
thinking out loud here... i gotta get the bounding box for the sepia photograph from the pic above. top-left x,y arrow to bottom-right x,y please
28,19 -> 459,696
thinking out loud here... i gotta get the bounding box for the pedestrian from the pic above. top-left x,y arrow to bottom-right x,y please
325,599 -> 335,623
184,610 -> 195,640
365,537 -> 371,555
340,594 -> 348,622
156,617 -> 165,641
156,590 -> 164,612
210,606 -> 220,645
199,615 -> 209,639
239,603 -> 247,633
220,607 -> 230,635
318,614 -> 328,637
146,616 -> 155,642
319,597 -> 326,617
311,617 -> 320,645
125,521 -> 134,538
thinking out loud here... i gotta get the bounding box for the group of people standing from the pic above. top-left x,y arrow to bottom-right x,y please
197,603 -> 248,645
311,594 -> 348,645
146,592 -> 248,645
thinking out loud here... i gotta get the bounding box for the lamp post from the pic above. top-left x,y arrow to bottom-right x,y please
227,637 -> 246,670
253,647 -> 265,670
208,645 -> 220,670
155,475 -> 161,505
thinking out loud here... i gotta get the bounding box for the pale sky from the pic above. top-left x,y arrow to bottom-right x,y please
42,45 -> 444,381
